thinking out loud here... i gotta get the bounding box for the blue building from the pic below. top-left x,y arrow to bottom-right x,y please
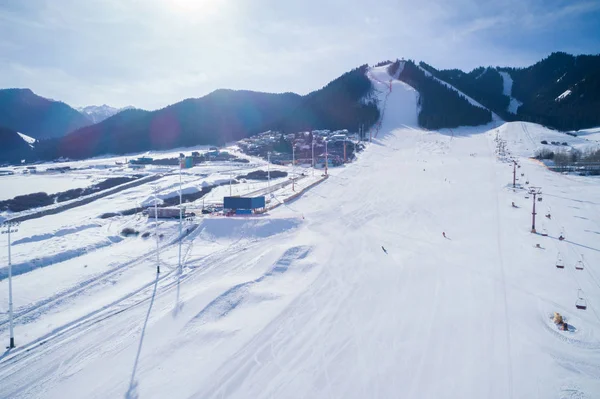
223,196 -> 266,214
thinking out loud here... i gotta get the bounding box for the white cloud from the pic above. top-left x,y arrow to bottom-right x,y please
0,0 -> 597,109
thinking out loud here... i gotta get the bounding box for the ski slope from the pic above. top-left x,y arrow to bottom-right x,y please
1,70 -> 600,399
498,71 -> 523,114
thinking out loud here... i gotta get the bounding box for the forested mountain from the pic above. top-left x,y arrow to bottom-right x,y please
32,65 -> 379,161
507,52 -> 600,130
418,63 -> 510,119
0,89 -> 92,139
1,53 -> 599,164
0,126 -> 34,164
419,52 -> 600,130
390,60 -> 492,129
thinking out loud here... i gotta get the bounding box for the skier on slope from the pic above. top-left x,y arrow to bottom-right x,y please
381,246 -> 388,254
442,232 -> 446,239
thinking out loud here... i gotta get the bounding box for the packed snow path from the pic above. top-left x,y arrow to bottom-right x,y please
0,69 -> 599,398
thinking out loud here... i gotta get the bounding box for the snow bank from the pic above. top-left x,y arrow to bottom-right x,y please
12,223 -> 100,245
0,235 -> 124,280
196,217 -> 302,242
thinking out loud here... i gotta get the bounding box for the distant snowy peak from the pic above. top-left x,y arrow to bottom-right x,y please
77,105 -> 135,124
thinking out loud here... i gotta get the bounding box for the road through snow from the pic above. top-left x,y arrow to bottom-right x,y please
0,66 -> 599,398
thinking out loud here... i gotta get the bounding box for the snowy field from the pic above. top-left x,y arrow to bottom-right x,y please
0,173 -> 95,201
0,144 -> 262,205
0,65 -> 599,399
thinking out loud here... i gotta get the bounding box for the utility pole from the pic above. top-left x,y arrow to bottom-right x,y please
529,187 -> 542,233
311,139 -> 315,177
292,144 -> 295,192
1,220 -> 19,349
324,140 -> 329,176
267,151 -> 271,194
343,140 -> 347,163
513,161 -> 517,188
178,155 -> 183,276
151,187 -> 161,274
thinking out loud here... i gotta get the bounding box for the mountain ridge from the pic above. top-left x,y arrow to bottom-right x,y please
76,104 -> 136,124
0,88 -> 93,139
1,52 -> 599,164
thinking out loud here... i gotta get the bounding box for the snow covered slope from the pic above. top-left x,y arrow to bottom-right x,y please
367,64 -> 419,137
16,132 -> 36,148
498,71 -> 523,114
1,79 -> 600,399
573,126 -> 600,142
498,121 -> 600,158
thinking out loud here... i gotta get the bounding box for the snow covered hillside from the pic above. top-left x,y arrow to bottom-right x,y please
367,64 -> 418,136
1,71 -> 600,398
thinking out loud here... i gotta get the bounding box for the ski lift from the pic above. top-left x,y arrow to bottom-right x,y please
541,227 -> 548,237
521,173 -> 524,177
537,196 -> 543,202
525,194 -> 530,199
556,253 -> 564,269
575,255 -> 584,271
558,227 -> 565,241
545,207 -> 551,219
575,289 -> 587,310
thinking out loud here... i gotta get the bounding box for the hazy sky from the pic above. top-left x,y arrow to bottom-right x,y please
1,0 -> 599,110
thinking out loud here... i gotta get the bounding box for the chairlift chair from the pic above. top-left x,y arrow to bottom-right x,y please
556,253 -> 564,269
541,228 -> 548,237
575,255 -> 584,270
538,196 -> 543,202
576,289 -> 587,310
